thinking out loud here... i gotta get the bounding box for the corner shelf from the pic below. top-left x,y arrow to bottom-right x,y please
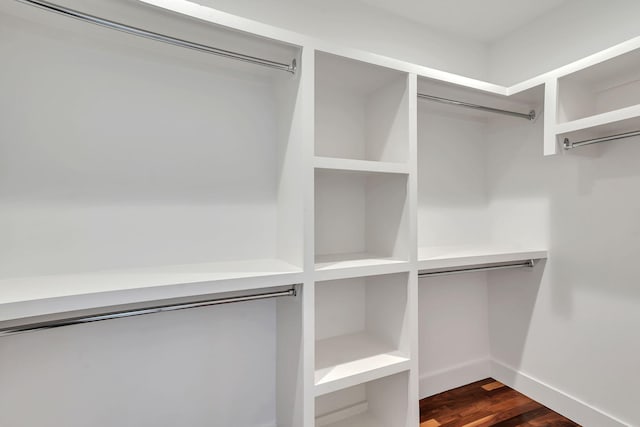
556,104 -> 640,144
418,245 -> 548,272
315,331 -> 411,396
0,258 -> 303,322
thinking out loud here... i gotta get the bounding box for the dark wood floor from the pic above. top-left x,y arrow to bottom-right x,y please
420,378 -> 581,427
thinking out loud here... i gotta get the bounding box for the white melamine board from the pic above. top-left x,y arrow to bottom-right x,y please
315,52 -> 409,163
0,298 -> 280,427
418,246 -> 548,271
314,157 -> 410,175
315,332 -> 410,395
0,259 -> 301,321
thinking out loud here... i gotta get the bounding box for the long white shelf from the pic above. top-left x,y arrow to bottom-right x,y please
314,331 -> 410,396
314,156 -> 410,175
315,252 -> 410,281
0,258 -> 303,322
556,104 -> 640,137
418,245 -> 548,272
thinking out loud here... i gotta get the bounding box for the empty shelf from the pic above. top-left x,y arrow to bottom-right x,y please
418,245 -> 547,272
314,157 -> 409,174
315,332 -> 410,396
0,258 -> 302,321
315,253 -> 410,280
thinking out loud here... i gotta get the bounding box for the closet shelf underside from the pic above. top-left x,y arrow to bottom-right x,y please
0,258 -> 302,322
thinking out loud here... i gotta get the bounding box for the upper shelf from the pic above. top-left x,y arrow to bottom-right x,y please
418,245 -> 548,272
0,258 -> 302,322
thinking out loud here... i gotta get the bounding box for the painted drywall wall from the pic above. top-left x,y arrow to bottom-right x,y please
489,0 -> 640,85
486,118 -> 640,426
194,0 -> 489,81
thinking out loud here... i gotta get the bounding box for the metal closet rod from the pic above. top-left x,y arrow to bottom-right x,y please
16,0 -> 297,74
0,286 -> 298,337
563,129 -> 640,150
417,93 -> 536,121
418,259 -> 536,278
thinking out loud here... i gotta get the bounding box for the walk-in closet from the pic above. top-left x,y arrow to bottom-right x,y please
1,0 -> 639,426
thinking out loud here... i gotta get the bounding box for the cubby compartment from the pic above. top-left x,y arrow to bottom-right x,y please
416,77 -> 543,260
315,273 -> 410,395
315,51 -> 409,165
315,169 -> 409,274
0,1 -> 303,288
315,372 -> 411,427
557,47 -> 640,124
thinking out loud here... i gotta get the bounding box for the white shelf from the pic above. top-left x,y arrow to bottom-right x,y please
314,253 -> 410,281
556,104 -> 640,142
0,258 -> 303,322
314,331 -> 410,396
418,245 -> 547,272
314,156 -> 409,175
317,410 -> 382,427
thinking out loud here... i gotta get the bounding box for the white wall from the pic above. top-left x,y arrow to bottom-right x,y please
0,299 -> 278,427
486,119 -> 640,426
194,0 -> 489,81
489,0 -> 640,85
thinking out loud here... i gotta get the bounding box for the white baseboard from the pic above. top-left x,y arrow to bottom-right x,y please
491,360 -> 630,427
419,358 -> 491,399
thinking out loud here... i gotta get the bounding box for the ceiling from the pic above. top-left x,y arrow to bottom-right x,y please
351,0 -> 568,42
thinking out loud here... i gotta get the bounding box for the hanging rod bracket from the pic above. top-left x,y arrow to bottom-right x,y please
15,0 -> 297,74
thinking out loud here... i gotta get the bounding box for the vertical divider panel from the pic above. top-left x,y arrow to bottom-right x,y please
406,73 -> 420,427
276,45 -> 315,427
301,46 -> 317,427
544,78 -> 559,156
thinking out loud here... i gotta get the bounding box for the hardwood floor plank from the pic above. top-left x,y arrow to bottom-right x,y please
419,378 -> 581,427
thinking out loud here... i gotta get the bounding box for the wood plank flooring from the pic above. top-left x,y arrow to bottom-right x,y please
419,378 -> 581,427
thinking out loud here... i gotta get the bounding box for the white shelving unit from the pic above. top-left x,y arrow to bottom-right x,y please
12,0 -> 640,425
